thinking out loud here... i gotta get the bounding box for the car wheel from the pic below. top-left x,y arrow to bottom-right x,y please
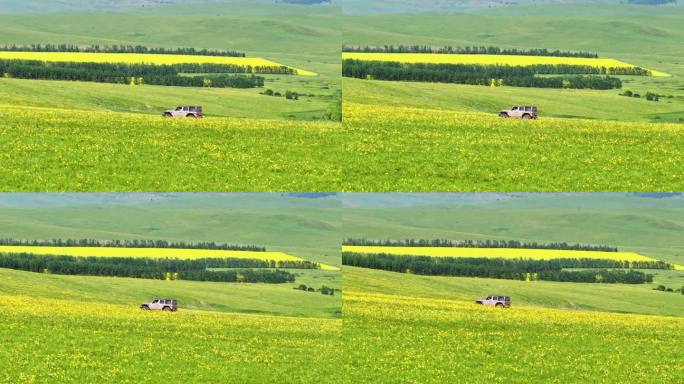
522,114 -> 532,119
163,306 -> 171,311
141,305 -> 149,310
495,303 -> 504,307
499,113 -> 509,118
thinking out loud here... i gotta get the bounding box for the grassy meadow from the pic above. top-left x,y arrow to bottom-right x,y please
341,2 -> 684,191
0,193 -> 342,382
0,190 -> 347,378
0,1 -> 342,191
341,193 -> 684,303
340,192 -> 684,383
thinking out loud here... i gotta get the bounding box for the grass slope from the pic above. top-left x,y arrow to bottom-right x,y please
0,293 -> 340,383
341,194 -> 684,265
342,4 -> 684,76
0,267 -> 340,318
344,266 -> 684,317
0,78 -> 334,121
0,105 -> 342,192
345,78 -> 684,123
0,3 -> 341,121
342,100 -> 684,191
0,194 -> 342,265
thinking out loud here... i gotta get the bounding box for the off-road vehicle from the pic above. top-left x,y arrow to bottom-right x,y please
163,106 -> 203,118
140,298 -> 178,311
475,295 -> 511,308
499,106 -> 538,119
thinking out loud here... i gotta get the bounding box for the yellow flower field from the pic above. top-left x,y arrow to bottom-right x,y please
0,294 -> 340,382
342,52 -> 670,77
342,291 -> 684,383
342,245 -> 661,263
0,51 -> 317,76
0,245 -> 340,270
0,245 -> 300,261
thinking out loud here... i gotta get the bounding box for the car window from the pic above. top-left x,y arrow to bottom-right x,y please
152,299 -> 158,303
511,107 -> 517,110
175,107 -> 182,111
486,296 -> 491,300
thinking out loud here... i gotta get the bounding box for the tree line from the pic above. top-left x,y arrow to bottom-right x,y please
0,238 -> 266,252
0,43 -> 246,57
343,45 -> 599,58
343,60 -> 626,89
342,252 -> 660,284
0,59 -> 299,89
343,238 -> 619,252
0,253 -> 316,283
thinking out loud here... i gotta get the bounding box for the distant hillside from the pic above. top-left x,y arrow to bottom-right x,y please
0,0 -> 280,13
342,0 -> 680,14
281,0 -> 331,4
628,0 -> 676,4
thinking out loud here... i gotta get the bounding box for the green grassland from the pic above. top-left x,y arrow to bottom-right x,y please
341,190 -> 684,383
0,193 -> 342,265
0,78 -> 335,121
344,267 -> 683,317
0,193 -> 342,381
342,193 -> 684,314
341,2 -> 684,191
0,1 -> 343,191
343,2 -> 684,118
0,293 -> 340,383
341,192 -> 684,381
0,193 -> 341,314
0,267 -> 340,318
346,78 -> 684,123
0,3 -> 342,119
342,193 -> 684,265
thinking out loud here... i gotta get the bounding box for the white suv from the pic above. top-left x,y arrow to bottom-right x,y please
140,298 -> 178,311
499,106 -> 538,119
163,106 -> 203,118
475,295 -> 511,308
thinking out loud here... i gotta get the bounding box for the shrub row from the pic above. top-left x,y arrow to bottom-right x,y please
0,253 -> 310,283
343,60 -> 627,89
0,43 -> 245,57
342,45 -> 598,58
342,252 -> 660,284
343,238 -> 619,252
0,238 -> 266,252
0,60 -> 273,88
